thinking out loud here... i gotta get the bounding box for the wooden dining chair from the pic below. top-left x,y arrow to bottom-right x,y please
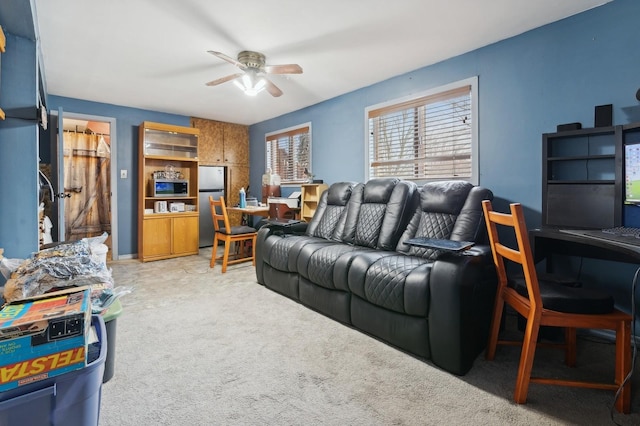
482,200 -> 632,413
209,196 -> 257,273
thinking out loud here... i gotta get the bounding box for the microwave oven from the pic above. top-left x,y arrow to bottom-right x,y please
153,179 -> 188,197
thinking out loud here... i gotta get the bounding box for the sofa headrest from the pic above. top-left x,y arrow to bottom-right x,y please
362,178 -> 400,204
419,181 -> 473,215
327,182 -> 356,206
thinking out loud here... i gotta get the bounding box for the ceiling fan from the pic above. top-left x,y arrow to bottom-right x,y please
206,50 -> 303,97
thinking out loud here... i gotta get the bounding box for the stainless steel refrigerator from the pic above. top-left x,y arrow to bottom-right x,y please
198,166 -> 225,247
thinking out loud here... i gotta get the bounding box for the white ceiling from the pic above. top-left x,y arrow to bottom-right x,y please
35,0 -> 609,126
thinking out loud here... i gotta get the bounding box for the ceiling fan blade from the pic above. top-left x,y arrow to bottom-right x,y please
205,73 -> 243,86
264,64 -> 303,74
207,50 -> 246,70
264,78 -> 283,97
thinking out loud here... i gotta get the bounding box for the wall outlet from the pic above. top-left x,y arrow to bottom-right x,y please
120,169 -> 128,179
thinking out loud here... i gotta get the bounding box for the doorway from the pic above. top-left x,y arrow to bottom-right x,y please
51,112 -> 118,260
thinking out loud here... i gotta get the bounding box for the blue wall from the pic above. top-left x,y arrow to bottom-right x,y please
12,0 -> 639,267
0,33 -> 40,259
0,0 -> 637,323
249,0 -> 640,229
47,96 -> 191,256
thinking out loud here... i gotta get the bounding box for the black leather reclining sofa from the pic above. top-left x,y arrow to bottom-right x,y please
255,178 -> 496,375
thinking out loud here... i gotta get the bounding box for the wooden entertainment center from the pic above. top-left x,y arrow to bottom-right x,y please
137,122 -> 200,262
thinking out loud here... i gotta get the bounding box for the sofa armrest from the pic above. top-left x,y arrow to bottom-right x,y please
255,227 -> 272,284
255,223 -> 309,284
461,244 -> 493,259
427,247 -> 497,375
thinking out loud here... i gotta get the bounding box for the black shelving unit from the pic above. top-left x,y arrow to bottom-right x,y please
542,126 -> 622,229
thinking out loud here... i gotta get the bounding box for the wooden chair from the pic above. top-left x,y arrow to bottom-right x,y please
209,196 -> 257,273
482,200 -> 632,413
268,202 -> 296,220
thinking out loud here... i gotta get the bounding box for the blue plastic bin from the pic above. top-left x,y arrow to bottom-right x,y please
101,299 -> 122,383
0,315 -> 107,426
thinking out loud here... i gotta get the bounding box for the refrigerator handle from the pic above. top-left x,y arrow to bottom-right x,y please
228,168 -> 232,204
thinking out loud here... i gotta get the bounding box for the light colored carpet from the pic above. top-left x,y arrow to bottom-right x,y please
99,249 -> 640,425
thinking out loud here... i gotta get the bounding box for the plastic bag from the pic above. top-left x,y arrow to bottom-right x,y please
0,257 -> 23,280
91,286 -> 133,313
3,239 -> 114,304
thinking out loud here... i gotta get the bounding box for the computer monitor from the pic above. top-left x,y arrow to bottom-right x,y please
624,142 -> 640,204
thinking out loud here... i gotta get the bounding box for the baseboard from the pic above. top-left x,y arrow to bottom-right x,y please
114,254 -> 136,260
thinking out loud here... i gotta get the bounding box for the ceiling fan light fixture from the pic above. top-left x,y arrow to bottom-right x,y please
254,78 -> 266,91
235,70 -> 266,96
207,50 -> 298,97
244,84 -> 265,96
242,73 -> 252,88
233,79 -> 245,91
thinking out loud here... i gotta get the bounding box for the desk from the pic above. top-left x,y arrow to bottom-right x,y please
531,228 -> 639,344
531,228 -> 640,266
227,206 -> 269,227
226,206 -> 270,217
227,206 -> 301,219
227,206 -> 300,226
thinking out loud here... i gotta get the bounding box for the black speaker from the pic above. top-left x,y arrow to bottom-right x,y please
557,122 -> 582,132
594,104 -> 612,127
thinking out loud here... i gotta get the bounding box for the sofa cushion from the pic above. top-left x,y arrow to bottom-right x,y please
263,235 -> 326,272
348,252 -> 432,316
396,181 -> 493,260
298,243 -> 364,289
342,179 -> 418,250
306,182 -> 356,240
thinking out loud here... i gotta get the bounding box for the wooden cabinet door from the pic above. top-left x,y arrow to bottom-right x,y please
190,119 -> 248,166
227,165 -> 250,225
172,216 -> 199,255
222,123 -> 249,165
191,118 -> 224,165
142,217 -> 172,258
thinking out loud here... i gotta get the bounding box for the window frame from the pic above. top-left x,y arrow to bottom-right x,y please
364,76 -> 479,185
265,122 -> 312,185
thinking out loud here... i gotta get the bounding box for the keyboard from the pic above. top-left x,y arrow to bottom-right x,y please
559,227 -> 640,247
601,226 -> 640,237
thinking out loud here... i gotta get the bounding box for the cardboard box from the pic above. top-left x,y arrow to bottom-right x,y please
0,287 -> 91,391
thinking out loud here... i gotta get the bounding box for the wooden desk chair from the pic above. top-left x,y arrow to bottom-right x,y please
268,202 -> 296,220
482,200 -> 632,413
209,196 -> 257,273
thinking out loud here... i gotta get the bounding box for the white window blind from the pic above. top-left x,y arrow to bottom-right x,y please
265,124 -> 311,184
367,82 -> 475,182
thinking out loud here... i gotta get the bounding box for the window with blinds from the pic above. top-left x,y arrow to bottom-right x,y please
366,77 -> 478,183
265,123 -> 311,184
